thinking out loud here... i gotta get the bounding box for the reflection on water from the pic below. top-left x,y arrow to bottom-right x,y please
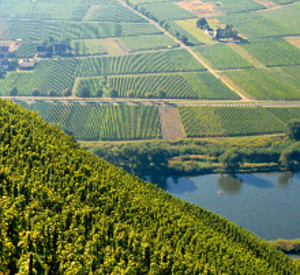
277,172 -> 293,188
147,172 -> 300,240
217,174 -> 242,195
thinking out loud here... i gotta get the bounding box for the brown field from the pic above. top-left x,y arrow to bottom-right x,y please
285,36 -> 300,49
253,0 -> 280,9
176,0 -> 224,18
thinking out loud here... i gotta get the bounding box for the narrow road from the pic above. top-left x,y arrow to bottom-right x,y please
4,96 -> 300,107
119,0 -> 251,101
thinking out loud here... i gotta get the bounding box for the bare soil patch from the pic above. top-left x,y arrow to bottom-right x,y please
253,0 -> 280,9
176,0 -> 224,18
159,105 -> 186,140
285,36 -> 300,49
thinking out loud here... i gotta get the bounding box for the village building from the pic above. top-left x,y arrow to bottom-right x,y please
19,60 -> 35,70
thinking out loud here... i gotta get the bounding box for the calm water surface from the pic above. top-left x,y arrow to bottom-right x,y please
146,172 -> 300,240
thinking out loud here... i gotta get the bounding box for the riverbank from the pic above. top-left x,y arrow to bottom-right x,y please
83,135 -> 300,177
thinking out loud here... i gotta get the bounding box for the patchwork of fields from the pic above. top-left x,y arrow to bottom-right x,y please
1,0 -> 300,140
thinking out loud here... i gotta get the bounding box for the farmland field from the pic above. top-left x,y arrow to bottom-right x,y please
13,42 -> 39,58
217,12 -> 293,39
179,106 -> 226,137
139,2 -> 197,21
74,50 -> 206,77
0,0 -> 89,20
217,0 -> 265,14
119,34 -> 178,51
83,1 -> 146,23
267,107 -> 300,124
19,102 -> 161,141
179,106 -> 285,137
193,44 -> 253,70
70,40 -> 108,56
215,107 -> 286,136
224,68 -> 300,100
240,38 -> 300,67
261,2 -> 300,35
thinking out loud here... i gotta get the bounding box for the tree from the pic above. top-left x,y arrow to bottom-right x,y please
218,148 -> 242,169
62,88 -> 72,97
126,90 -> 135,98
9,87 -> 18,97
157,89 -> 166,99
96,89 -> 103,98
286,119 -> 300,141
109,89 -> 118,98
180,35 -> 188,45
48,90 -> 58,97
76,87 -> 90,98
32,89 -> 40,96
196,17 -> 208,29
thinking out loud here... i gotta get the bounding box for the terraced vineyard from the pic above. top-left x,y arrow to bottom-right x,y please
179,106 -> 286,137
193,44 -> 253,70
20,102 -> 161,141
13,42 -> 39,58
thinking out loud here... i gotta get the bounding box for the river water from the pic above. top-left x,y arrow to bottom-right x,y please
146,172 -> 300,241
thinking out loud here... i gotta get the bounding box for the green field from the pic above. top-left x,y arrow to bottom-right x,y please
74,50 -> 206,77
139,2 -> 196,21
83,1 -> 146,22
224,68 -> 300,100
71,40 -> 108,56
1,20 -> 161,41
13,42 -> 39,58
79,72 -> 238,99
194,44 -> 253,70
0,59 -> 77,96
119,34 -> 178,51
217,0 -> 265,13
0,0 -> 89,20
241,38 -> 300,67
215,106 -> 286,136
20,102 -> 161,141
217,12 -> 293,39
179,106 -> 285,137
179,106 -> 226,137
267,107 -> 300,124
261,2 -> 300,35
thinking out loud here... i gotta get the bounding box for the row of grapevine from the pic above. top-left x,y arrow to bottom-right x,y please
75,49 -> 206,77
215,106 -> 286,136
21,102 -> 161,141
13,42 -> 39,58
267,107 -> 300,124
179,106 -> 286,137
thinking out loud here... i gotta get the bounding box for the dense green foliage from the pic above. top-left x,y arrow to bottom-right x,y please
0,99 -> 297,274
193,44 -> 253,70
19,102 -> 161,141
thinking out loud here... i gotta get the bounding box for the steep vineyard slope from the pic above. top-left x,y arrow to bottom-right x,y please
0,99 -> 296,274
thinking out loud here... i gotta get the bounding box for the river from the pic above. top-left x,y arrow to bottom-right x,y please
146,172 -> 300,241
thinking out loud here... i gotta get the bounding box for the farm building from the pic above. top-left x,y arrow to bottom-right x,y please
19,60 -> 35,70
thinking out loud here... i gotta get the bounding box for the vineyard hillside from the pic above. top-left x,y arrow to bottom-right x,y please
0,99 -> 297,273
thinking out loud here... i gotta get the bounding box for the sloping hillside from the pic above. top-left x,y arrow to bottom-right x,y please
0,99 -> 296,274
